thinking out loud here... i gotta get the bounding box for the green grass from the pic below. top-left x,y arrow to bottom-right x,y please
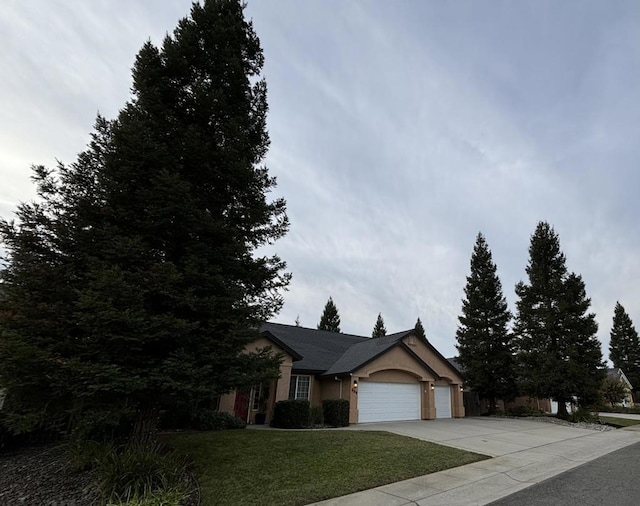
599,416 -> 640,428
162,430 -> 489,506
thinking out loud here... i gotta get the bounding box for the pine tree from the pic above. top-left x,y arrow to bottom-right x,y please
609,302 -> 640,396
456,232 -> 516,413
514,222 -> 604,417
0,0 -> 288,441
295,315 -> 301,327
372,313 -> 387,338
414,318 -> 426,340
317,297 -> 340,332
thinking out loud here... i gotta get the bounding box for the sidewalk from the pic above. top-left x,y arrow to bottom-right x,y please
307,420 -> 640,505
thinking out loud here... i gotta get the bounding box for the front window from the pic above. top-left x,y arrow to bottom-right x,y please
288,375 -> 311,400
252,383 -> 270,411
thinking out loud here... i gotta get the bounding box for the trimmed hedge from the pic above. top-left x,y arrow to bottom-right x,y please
310,405 -> 324,426
322,399 -> 349,427
271,400 -> 310,428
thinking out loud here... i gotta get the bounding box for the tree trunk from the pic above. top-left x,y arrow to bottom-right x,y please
129,403 -> 159,448
556,398 -> 568,419
488,396 -> 497,415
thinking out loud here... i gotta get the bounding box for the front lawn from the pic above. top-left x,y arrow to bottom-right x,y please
163,429 -> 489,506
599,416 -> 640,428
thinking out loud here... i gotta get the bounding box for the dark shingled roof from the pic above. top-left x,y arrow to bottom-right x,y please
447,357 -> 463,373
260,322 -> 367,372
323,330 -> 412,376
259,323 -> 454,379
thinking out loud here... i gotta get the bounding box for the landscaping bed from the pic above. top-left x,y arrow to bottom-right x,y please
162,429 -> 489,506
0,444 -> 100,505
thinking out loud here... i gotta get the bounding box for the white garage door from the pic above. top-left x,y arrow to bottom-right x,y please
435,386 -> 451,418
358,382 -> 421,423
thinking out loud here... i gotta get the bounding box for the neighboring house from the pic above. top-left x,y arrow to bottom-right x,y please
219,323 -> 465,424
607,368 -> 634,407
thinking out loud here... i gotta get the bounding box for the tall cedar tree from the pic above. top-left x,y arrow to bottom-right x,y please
317,297 -> 341,332
372,313 -> 387,338
514,222 -> 604,417
414,318 -> 426,340
456,233 -> 516,413
609,302 -> 640,396
0,0 -> 289,441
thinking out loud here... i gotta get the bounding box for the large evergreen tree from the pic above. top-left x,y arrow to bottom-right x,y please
0,0 -> 288,441
514,222 -> 604,417
372,313 -> 387,338
456,232 -> 516,413
317,297 -> 341,332
414,318 -> 426,340
609,302 -> 640,396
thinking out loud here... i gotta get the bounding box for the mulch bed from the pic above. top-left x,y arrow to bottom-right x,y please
0,443 -> 200,506
0,444 -> 100,505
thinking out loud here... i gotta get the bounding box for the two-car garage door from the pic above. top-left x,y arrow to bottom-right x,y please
358,382 -> 420,423
358,382 -> 452,422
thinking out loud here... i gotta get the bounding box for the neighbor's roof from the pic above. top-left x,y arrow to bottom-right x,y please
607,367 -> 633,389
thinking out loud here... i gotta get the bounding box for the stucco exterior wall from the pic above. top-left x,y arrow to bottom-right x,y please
320,377 -> 350,401
219,337 -> 294,424
403,337 -> 465,418
365,370 -> 418,383
354,346 -> 435,381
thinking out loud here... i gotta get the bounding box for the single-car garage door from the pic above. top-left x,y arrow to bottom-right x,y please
358,382 -> 421,423
435,386 -> 451,418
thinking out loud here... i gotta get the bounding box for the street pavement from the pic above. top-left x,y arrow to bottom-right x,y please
490,441 -> 640,505
307,418 -> 640,506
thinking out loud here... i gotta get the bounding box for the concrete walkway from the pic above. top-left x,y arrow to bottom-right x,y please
307,417 -> 640,506
598,411 -> 640,420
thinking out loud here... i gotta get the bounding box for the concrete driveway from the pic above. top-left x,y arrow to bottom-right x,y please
343,417 -> 618,457
309,417 -> 640,506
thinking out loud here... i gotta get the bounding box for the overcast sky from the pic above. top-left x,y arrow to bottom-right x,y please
1,1 -> 639,360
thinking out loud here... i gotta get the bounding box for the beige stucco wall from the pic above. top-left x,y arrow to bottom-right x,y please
344,340 -> 466,422
355,346 -> 435,381
320,377 -> 350,401
403,337 -> 465,418
364,370 -> 418,383
218,336 -> 294,424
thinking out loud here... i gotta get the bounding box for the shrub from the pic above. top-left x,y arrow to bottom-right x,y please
322,399 -> 349,427
96,442 -> 192,503
67,439 -> 115,472
271,400 -> 310,428
310,405 -> 324,426
567,408 -> 598,424
506,405 -> 545,417
160,406 -> 245,431
191,410 -> 245,431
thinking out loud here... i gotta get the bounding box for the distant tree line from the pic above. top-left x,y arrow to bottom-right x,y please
315,296 -> 426,340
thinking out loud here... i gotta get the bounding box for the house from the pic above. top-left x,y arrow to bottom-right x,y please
607,368 -> 634,407
219,323 -> 465,424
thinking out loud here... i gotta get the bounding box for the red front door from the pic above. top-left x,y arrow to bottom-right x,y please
234,388 -> 250,422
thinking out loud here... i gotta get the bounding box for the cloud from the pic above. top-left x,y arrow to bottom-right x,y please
1,1 -> 639,360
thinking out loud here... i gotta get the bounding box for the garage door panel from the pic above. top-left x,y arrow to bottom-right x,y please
435,386 -> 451,418
358,382 -> 420,423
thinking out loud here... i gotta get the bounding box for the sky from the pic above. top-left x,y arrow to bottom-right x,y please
1,0 -> 639,360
